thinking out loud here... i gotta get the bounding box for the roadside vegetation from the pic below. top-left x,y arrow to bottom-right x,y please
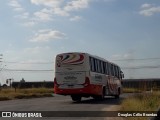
123,88 -> 142,93
0,88 -> 54,101
121,90 -> 160,120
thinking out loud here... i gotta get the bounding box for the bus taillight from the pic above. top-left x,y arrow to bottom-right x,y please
84,77 -> 90,87
54,77 -> 59,87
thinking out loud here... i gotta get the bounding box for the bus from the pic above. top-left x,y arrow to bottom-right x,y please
54,52 -> 124,102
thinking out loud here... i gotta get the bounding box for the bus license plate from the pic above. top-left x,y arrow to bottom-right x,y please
68,85 -> 74,88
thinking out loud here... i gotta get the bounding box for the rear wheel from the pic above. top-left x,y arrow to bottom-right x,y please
102,87 -> 106,99
71,95 -> 81,102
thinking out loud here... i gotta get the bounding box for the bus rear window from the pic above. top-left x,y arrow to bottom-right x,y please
56,53 -> 85,67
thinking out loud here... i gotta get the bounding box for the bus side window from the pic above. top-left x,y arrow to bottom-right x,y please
111,64 -> 114,76
115,66 -> 118,78
106,62 -> 108,75
89,57 -> 95,72
114,65 -> 116,77
117,66 -> 119,78
97,60 -> 101,73
102,62 -> 106,74
95,59 -> 98,72
110,64 -> 112,76
100,60 -> 102,73
118,67 -> 121,79
89,57 -> 92,71
93,58 -> 96,72
101,61 -> 104,74
117,66 -> 120,79
100,61 -> 102,73
113,65 -> 115,76
114,65 -> 117,77
107,62 -> 110,75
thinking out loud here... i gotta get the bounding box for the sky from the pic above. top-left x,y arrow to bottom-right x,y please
0,0 -> 160,84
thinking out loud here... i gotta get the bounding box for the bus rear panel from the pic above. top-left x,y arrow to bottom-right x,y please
54,53 -> 95,96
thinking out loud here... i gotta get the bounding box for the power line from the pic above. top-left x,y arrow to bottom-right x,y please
122,65 -> 160,69
3,61 -> 54,64
111,57 -> 160,61
1,65 -> 160,72
1,57 -> 160,64
3,69 -> 54,72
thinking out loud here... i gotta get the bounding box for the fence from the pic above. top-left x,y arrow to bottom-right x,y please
11,79 -> 160,90
122,79 -> 160,90
12,81 -> 54,88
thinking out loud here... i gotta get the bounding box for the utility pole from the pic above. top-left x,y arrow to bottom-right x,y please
0,54 -> 2,64
127,50 -> 135,79
0,54 -> 3,69
0,54 -> 3,86
0,54 -> 7,74
6,78 -> 14,88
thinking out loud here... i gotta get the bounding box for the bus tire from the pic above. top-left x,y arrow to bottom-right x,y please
71,95 -> 81,102
102,87 -> 106,99
115,88 -> 120,99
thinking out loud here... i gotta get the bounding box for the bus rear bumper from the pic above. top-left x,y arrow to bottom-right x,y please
54,84 -> 102,96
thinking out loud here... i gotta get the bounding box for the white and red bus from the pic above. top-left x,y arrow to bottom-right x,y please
54,52 -> 124,101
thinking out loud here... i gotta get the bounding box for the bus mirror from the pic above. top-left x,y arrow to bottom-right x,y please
120,73 -> 124,79
122,74 -> 124,78
120,71 -> 124,79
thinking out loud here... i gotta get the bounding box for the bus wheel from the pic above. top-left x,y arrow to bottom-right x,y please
102,87 -> 105,99
115,88 -> 120,99
71,95 -> 81,102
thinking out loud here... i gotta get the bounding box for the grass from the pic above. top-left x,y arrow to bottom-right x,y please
123,88 -> 142,93
121,91 -> 160,120
0,88 -> 54,101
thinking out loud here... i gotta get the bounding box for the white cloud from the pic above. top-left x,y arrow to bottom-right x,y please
70,16 -> 82,21
31,0 -> 91,18
103,0 -> 115,2
8,0 -> 93,27
30,29 -> 66,42
22,21 -> 36,27
64,0 -> 90,11
15,12 -> 30,19
24,46 -> 50,54
13,7 -> 24,11
8,0 -> 21,7
141,3 -> 152,9
53,7 -> 69,16
139,3 -> 160,16
33,8 -> 53,22
110,53 -> 134,60
30,0 -> 63,7
8,0 -> 24,12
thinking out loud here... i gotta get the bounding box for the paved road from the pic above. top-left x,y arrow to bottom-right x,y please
0,94 -> 128,120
